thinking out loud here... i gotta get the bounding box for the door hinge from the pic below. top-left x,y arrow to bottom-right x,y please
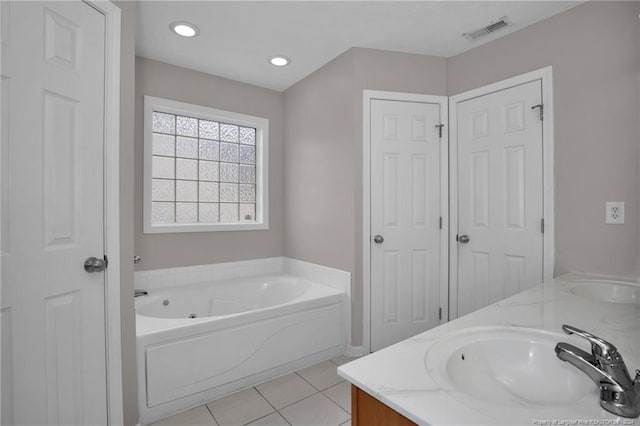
103,254 -> 109,268
531,104 -> 544,121
541,218 -> 545,234
439,307 -> 442,321
439,217 -> 443,230
435,124 -> 444,138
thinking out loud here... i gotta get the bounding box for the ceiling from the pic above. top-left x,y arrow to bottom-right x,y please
136,1 -> 584,92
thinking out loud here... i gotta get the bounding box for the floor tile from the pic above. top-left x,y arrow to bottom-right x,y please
150,405 -> 217,426
206,388 -> 274,426
280,393 -> 350,426
330,355 -> 355,366
255,373 -> 317,409
323,381 -> 351,414
296,361 -> 344,391
246,412 -> 289,426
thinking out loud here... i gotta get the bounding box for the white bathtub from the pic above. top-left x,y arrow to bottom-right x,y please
136,273 -> 346,424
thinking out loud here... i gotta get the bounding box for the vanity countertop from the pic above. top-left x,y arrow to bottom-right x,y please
337,273 -> 640,425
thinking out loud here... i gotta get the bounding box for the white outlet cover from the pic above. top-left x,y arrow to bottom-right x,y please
605,201 -> 625,224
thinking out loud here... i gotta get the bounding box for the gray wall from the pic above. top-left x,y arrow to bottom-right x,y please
284,50 -> 356,276
134,58 -> 284,271
115,2 -> 137,425
283,48 -> 448,346
448,1 -> 640,277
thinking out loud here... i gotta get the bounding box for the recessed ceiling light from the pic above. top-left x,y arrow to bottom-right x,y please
170,21 -> 199,38
269,56 -> 290,67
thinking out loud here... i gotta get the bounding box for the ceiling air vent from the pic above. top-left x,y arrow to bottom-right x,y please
463,16 -> 511,42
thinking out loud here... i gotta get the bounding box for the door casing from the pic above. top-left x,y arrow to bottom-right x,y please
448,67 -> 555,320
362,90 -> 449,355
0,1 -> 123,423
95,1 -> 124,422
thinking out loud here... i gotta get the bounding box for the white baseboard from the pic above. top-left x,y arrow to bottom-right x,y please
346,345 -> 366,357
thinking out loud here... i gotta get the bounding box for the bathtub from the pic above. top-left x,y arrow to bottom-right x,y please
136,273 -> 346,424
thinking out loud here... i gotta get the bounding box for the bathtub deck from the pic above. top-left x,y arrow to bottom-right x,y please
151,355 -> 353,426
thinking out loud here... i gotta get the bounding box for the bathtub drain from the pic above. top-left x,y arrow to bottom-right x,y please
189,313 -> 197,318
163,299 -> 169,306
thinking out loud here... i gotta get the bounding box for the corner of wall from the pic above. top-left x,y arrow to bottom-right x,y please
281,47 -> 357,271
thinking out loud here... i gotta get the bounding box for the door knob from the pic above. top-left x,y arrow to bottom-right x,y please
373,235 -> 384,244
458,234 -> 470,244
84,256 -> 107,273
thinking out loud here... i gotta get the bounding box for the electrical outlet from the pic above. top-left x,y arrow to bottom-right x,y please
605,202 -> 625,224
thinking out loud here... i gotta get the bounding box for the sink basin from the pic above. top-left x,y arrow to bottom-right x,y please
426,327 -> 595,408
568,280 -> 640,305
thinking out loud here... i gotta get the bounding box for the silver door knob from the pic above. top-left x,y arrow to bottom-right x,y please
458,234 -> 470,244
84,256 -> 107,273
373,235 -> 384,244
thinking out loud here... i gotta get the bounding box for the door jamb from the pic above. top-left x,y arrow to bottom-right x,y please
84,1 -> 123,424
362,90 -> 449,354
448,67 -> 554,320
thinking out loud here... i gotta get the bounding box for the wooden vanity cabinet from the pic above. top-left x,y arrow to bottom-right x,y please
351,385 -> 417,426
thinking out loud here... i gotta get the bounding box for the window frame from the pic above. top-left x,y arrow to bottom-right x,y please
143,96 -> 269,233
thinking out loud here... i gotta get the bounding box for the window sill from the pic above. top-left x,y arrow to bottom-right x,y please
143,222 -> 269,234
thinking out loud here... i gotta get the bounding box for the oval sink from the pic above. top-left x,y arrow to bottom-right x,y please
568,280 -> 640,305
426,327 -> 595,408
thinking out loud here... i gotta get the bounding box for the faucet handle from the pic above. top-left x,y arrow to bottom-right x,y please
561,325 -> 620,362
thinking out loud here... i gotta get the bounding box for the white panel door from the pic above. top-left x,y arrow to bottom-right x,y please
1,2 -> 109,424
456,81 -> 543,317
370,99 -> 442,351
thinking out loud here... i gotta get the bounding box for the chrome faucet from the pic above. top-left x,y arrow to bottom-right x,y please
134,289 -> 148,297
555,324 -> 640,418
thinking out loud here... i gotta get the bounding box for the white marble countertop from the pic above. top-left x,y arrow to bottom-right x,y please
338,273 -> 640,425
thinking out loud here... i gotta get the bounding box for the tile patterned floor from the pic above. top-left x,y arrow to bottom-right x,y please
151,355 -> 354,426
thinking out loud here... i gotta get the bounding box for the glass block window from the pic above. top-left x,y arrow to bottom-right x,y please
144,97 -> 268,233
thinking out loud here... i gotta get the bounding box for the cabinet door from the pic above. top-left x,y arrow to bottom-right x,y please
351,385 -> 416,426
